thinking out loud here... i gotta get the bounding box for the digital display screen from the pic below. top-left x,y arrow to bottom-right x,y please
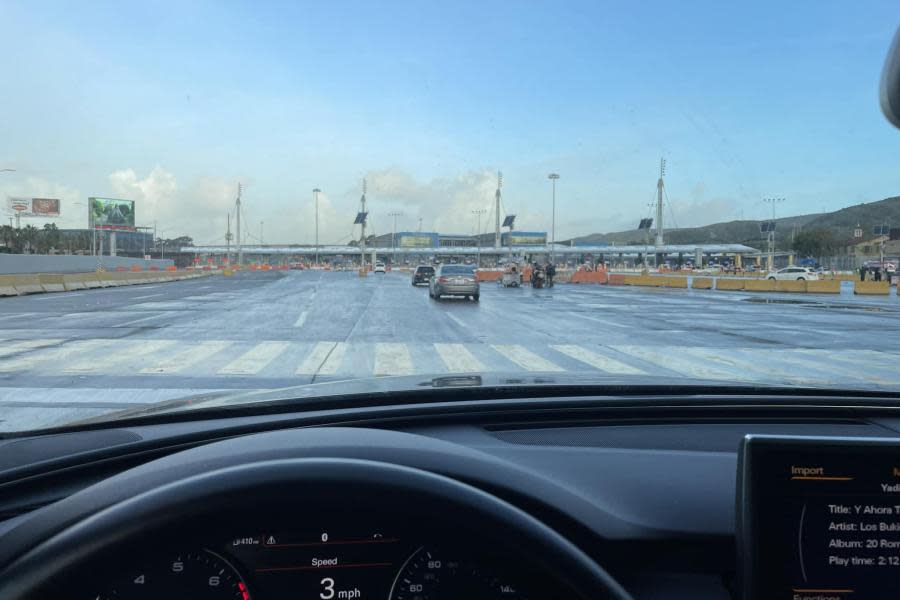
740,436 -> 900,600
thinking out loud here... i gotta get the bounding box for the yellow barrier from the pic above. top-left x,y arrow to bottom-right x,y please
691,277 -> 713,289
624,275 -> 664,287
855,281 -> 890,295
11,275 -> 44,295
744,279 -> 777,292
805,280 -> 841,294
37,273 -> 66,293
774,280 -> 806,293
0,275 -> 21,296
715,278 -> 744,291
662,276 -> 688,288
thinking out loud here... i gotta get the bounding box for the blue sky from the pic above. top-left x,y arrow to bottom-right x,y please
1,1 -> 899,244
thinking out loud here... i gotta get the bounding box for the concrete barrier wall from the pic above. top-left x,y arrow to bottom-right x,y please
744,279 -> 776,292
0,254 -> 174,274
0,270 -> 210,297
716,278 -> 744,291
663,276 -> 688,288
692,277 -> 713,289
806,280 -> 841,293
855,281 -> 890,295
774,280 -> 806,293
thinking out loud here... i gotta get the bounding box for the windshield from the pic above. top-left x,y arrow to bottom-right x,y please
1,3 -> 900,433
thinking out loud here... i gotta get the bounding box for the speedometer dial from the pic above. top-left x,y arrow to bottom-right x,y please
95,550 -> 251,600
389,547 -> 524,600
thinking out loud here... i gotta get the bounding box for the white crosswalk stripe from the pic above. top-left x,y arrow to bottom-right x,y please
2,338 -> 900,387
296,342 -> 346,375
0,339 -> 110,372
491,344 -> 565,372
0,339 -> 64,358
63,340 -> 178,374
435,343 -> 486,372
374,343 -> 414,376
551,344 -> 646,374
218,342 -> 290,375
141,341 -> 233,374
610,345 -> 748,380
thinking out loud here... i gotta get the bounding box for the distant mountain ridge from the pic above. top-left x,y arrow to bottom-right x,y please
568,196 -> 900,248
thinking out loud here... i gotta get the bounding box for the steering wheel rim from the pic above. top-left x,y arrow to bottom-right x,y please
0,457 -> 633,599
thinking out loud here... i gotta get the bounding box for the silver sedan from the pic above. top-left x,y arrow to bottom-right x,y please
429,265 -> 480,301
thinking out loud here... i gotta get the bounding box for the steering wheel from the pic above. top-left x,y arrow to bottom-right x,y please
0,429 -> 633,599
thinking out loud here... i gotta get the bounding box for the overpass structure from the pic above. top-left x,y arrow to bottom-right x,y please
182,242 -> 764,267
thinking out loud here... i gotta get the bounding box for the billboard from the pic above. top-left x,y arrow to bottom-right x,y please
399,234 -> 436,248
31,198 -> 60,216
89,197 -> 135,231
502,232 -> 547,246
5,197 -> 60,217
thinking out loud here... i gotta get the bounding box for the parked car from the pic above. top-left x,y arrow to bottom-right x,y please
374,262 -> 386,273
767,266 -> 819,281
429,264 -> 479,301
411,265 -> 435,286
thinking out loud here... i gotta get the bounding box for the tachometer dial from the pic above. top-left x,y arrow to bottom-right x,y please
94,550 -> 250,600
389,547 -> 524,600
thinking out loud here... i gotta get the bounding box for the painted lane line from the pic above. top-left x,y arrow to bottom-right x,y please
572,314 -> 630,329
115,313 -> 167,327
218,342 -> 291,375
294,311 -> 308,328
140,341 -> 233,374
0,339 -> 111,373
132,293 -> 165,300
63,340 -> 177,374
0,339 -> 65,359
37,293 -> 85,301
550,344 -> 646,375
434,343 -> 486,373
490,344 -> 565,372
679,347 -> 827,386
446,314 -> 468,329
374,343 -> 414,376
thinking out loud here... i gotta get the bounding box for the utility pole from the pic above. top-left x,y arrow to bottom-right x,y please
236,183 -> 243,267
313,188 -> 321,266
762,197 -> 785,271
494,171 -> 502,249
260,221 -> 264,245
388,211 -> 403,266
655,158 -> 666,247
225,212 -> 232,265
548,173 -> 560,263
472,208 -> 486,267
360,179 -> 368,269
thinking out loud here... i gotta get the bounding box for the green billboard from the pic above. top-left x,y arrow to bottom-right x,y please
89,197 -> 135,231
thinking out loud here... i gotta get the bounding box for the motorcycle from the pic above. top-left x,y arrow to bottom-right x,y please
531,266 -> 546,289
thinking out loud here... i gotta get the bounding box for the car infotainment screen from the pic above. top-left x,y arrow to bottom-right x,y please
739,436 -> 900,600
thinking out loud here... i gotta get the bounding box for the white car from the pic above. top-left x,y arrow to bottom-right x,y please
767,266 -> 819,281
374,262 -> 386,273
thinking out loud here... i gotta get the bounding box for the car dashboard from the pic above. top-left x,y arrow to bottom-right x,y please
1,392 -> 899,599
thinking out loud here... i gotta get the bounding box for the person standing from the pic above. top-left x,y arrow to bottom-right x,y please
546,261 -> 556,287
874,267 -> 882,282
860,265 -> 867,281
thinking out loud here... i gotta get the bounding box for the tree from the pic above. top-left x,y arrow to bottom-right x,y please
792,228 -> 838,259
37,223 -> 61,254
19,225 -> 40,254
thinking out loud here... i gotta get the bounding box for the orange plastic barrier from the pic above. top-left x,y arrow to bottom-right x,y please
115,266 -> 127,272
130,265 -> 141,272
476,271 -> 503,282
165,265 -> 177,271
570,270 -> 608,284
149,266 -> 160,271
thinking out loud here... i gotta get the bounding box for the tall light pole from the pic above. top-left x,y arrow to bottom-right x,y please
763,197 -> 785,271
472,208 -> 486,267
548,173 -> 560,264
388,211 -> 403,266
236,183 -> 243,267
313,188 -> 321,266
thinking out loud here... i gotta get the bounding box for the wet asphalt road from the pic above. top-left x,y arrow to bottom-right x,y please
0,270 -> 899,431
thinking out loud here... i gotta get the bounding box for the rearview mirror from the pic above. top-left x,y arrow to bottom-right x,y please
881,27 -> 900,129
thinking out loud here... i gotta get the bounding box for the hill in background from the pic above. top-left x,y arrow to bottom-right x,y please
568,196 -> 900,248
